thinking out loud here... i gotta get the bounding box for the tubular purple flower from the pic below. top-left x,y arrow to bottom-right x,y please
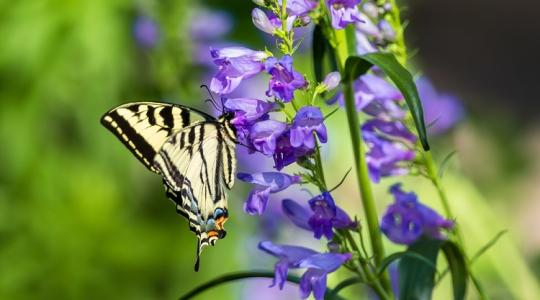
258,241 -> 352,300
273,131 -> 312,170
380,184 -> 454,245
210,47 -> 268,94
238,172 -> 300,215
134,16 -> 159,48
416,77 -> 464,135
282,199 -> 312,231
332,74 -> 404,119
290,106 -> 328,149
250,120 -> 288,156
326,0 -> 363,29
355,30 -> 378,55
308,192 -> 356,239
224,98 -> 275,125
362,120 -> 416,182
265,55 -> 308,102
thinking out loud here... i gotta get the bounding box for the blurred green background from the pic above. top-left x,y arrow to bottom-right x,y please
1,0 -> 539,299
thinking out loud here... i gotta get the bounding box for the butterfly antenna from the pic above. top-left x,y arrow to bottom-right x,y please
200,84 -> 222,113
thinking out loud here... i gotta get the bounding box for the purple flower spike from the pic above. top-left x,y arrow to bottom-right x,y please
290,106 -> 327,149
134,16 -> 159,48
381,184 -> 454,245
326,0 -> 363,29
238,172 -> 300,215
250,120 -> 288,156
258,241 -> 351,300
282,199 -> 312,231
265,55 -> 308,102
190,10 -> 232,40
308,192 -> 355,239
417,77 -> 464,135
210,46 -> 268,94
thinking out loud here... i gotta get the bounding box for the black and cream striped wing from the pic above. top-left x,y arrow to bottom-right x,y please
100,102 -> 213,172
153,120 -> 237,258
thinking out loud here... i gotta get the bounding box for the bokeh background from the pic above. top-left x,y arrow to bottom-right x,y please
1,0 -> 539,299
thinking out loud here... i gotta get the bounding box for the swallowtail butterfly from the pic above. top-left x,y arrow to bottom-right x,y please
101,102 -> 237,271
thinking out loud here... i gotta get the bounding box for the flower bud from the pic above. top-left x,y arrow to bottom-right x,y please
362,2 -> 379,19
379,20 -> 396,41
252,8 -> 276,34
322,72 -> 341,91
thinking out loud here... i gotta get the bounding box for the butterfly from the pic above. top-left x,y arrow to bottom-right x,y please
101,101 -> 237,271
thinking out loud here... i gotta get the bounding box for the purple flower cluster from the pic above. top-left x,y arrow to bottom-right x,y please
381,184 -> 454,244
252,0 -> 318,35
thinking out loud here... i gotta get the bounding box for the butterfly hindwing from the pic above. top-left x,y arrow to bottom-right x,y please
153,120 -> 236,261
100,102 -> 213,172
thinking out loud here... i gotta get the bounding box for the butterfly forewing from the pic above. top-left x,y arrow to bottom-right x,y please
100,102 -> 213,172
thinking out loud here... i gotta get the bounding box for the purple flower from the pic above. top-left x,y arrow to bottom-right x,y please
282,195 -> 356,239
326,0 -> 363,29
224,98 -> 275,126
290,106 -> 328,149
238,172 -> 300,215
259,241 -> 352,300
224,97 -> 274,143
273,131 -> 312,170
250,120 -> 288,156
190,10 -> 232,40
417,77 -> 464,135
133,16 -> 159,48
265,55 -> 308,102
210,47 -> 268,94
308,192 -> 356,239
362,119 -> 416,182
381,184 -> 454,245
332,74 -> 404,119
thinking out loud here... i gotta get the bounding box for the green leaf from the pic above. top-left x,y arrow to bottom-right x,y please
378,251 -> 438,277
441,241 -> 468,300
312,24 -> 338,84
438,150 -> 457,178
470,230 -> 507,264
342,53 -> 430,151
399,238 -> 444,300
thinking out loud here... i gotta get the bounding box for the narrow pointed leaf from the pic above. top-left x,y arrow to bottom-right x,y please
399,238 -> 443,300
441,241 -> 468,300
342,53 -> 430,150
378,251 -> 438,277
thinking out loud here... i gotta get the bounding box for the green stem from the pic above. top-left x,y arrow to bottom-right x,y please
385,0 -> 407,65
343,231 -> 391,300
